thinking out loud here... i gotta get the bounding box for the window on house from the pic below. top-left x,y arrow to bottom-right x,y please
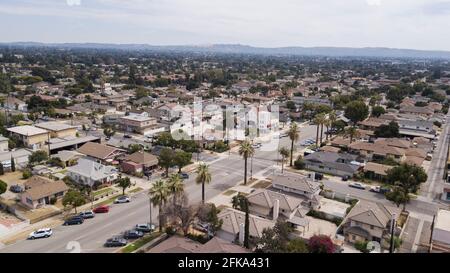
370,225 -> 374,230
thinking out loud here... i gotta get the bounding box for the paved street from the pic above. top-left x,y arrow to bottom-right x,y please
0,125 -> 315,253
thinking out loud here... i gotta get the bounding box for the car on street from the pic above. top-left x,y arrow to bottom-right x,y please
64,216 -> 84,225
135,223 -> 155,233
104,237 -> 127,247
28,228 -> 53,240
179,173 -> 189,179
79,211 -> 95,219
124,134 -> 132,139
9,184 -> 23,193
114,195 -> 130,204
370,186 -> 391,194
93,205 -> 110,213
252,143 -> 262,148
349,182 -> 367,190
123,229 -> 144,239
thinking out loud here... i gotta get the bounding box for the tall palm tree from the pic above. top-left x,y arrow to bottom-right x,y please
287,123 -> 299,166
166,174 -> 184,206
239,140 -> 255,185
328,111 -> 337,139
279,147 -> 290,173
195,163 -> 212,204
232,194 -> 250,249
149,180 -> 169,232
313,113 -> 327,147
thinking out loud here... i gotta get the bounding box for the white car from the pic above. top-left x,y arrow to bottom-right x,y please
349,182 -> 367,190
114,195 -> 130,204
28,228 -> 53,240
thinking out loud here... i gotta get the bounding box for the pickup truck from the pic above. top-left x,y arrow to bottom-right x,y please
370,186 -> 391,194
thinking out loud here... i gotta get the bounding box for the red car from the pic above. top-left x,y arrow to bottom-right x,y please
93,205 -> 110,213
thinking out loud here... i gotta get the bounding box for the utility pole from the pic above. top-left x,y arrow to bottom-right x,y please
149,197 -> 153,228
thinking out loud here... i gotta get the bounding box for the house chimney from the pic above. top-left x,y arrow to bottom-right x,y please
239,223 -> 245,243
273,199 -> 280,221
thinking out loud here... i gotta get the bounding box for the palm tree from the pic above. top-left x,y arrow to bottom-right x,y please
287,123 -> 299,166
166,174 -> 184,206
195,163 -> 212,204
344,127 -> 360,143
279,147 -> 290,173
328,111 -> 337,139
232,194 -> 250,249
239,140 -> 255,185
149,180 -> 169,232
313,113 -> 327,147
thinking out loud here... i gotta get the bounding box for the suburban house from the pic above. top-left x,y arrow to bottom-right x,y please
363,162 -> 393,182
348,142 -> 406,163
77,142 -> 125,163
120,151 -> 158,175
51,150 -> 84,167
118,113 -> 160,135
246,189 -> 311,232
4,96 -> 27,111
35,122 -> 77,138
7,125 -> 49,150
217,208 -> 274,243
271,174 -> 322,208
430,209 -> 450,253
66,158 -> 119,187
399,106 -> 434,118
0,149 -> 33,170
148,236 -> 249,253
20,176 -> 69,209
342,200 -> 400,244
397,120 -> 436,139
304,151 -> 361,178
0,135 -> 8,152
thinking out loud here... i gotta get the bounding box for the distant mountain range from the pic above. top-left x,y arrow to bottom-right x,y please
2,42 -> 450,59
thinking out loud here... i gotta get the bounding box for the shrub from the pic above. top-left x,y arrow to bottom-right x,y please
0,180 -> 7,195
354,240 -> 370,253
50,197 -> 57,205
22,169 -> 32,179
308,235 -> 336,253
165,226 -> 176,236
294,155 -> 305,170
307,210 -> 342,226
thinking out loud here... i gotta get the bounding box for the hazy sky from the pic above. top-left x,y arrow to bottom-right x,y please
1,0 -> 450,50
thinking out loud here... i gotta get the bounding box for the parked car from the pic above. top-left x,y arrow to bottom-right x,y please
93,205 -> 110,213
28,228 -> 53,240
64,216 -> 84,225
123,229 -> 144,239
135,223 -> 155,233
114,196 -> 130,204
79,211 -> 95,219
349,182 -> 367,190
342,175 -> 350,181
370,186 -> 391,194
104,237 -> 127,247
9,184 -> 23,193
124,134 -> 132,139
179,173 -> 189,179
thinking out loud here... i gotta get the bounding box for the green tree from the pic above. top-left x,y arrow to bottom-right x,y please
135,86 -> 149,99
149,180 -> 169,232
313,113 -> 327,147
62,190 -> 86,214
374,121 -> 399,138
279,147 -> 289,173
128,144 -> 143,154
344,126 -> 360,143
196,163 -> 212,204
0,180 -> 6,194
0,163 -> 4,175
255,220 -> 294,253
158,148 -> 175,176
174,150 -> 192,173
286,239 -> 309,253
344,101 -> 369,125
29,151 -> 49,164
371,106 -> 386,118
232,193 -> 250,248
10,157 -> 15,172
239,140 -> 255,185
103,127 -> 116,139
167,173 -> 184,206
117,176 -> 131,196
287,123 -> 299,166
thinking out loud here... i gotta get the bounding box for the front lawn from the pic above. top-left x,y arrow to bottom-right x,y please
121,232 -> 162,253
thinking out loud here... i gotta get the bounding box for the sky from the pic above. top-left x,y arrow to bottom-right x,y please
1,0 -> 450,51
